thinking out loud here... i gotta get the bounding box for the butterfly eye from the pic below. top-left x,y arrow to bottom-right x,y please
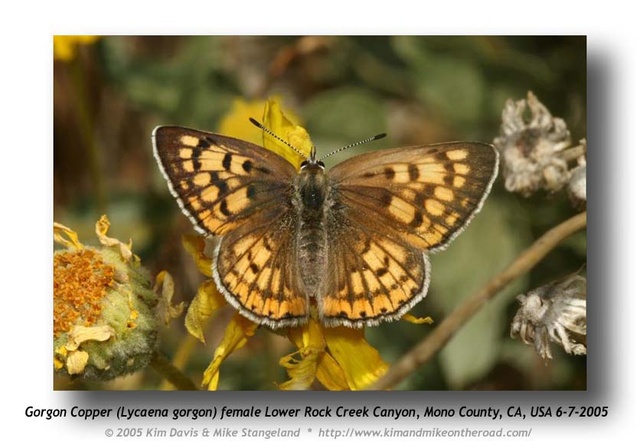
300,160 -> 309,169
318,161 -> 325,168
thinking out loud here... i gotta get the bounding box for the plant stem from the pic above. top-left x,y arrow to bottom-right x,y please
150,351 -> 199,390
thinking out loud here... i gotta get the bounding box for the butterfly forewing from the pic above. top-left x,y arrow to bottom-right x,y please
329,142 -> 499,252
152,126 -> 297,236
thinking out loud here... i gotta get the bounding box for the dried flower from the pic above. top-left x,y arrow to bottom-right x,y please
494,91 -> 582,197
510,273 -> 586,360
567,139 -> 587,209
54,216 -> 161,381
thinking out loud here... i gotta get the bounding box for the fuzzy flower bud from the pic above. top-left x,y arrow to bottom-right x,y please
53,216 -> 160,381
510,273 -> 586,360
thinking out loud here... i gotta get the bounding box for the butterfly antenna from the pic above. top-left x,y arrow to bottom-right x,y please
319,132 -> 387,161
249,118 -> 309,160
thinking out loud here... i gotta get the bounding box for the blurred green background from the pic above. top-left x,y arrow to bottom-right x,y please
53,35 -> 586,390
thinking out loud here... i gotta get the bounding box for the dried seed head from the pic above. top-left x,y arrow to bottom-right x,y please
511,273 -> 586,360
494,92 -> 579,197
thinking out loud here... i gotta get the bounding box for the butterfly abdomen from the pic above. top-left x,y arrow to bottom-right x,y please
296,165 -> 330,299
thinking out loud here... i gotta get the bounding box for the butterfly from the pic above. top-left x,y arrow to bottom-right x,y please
152,125 -> 499,329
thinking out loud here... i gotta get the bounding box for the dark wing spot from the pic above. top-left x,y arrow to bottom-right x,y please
384,167 -> 395,180
216,180 -> 229,196
249,263 -> 259,274
222,153 -> 233,171
192,145 -> 202,161
408,164 -> 420,181
219,199 -> 230,216
443,172 -> 455,186
256,166 -> 272,175
375,267 -> 388,277
409,210 -> 423,228
379,190 -> 393,207
422,184 -> 436,197
242,160 -> 253,173
246,184 -> 257,199
360,238 -> 371,255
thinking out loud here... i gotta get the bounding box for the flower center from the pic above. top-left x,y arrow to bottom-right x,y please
53,249 -> 114,336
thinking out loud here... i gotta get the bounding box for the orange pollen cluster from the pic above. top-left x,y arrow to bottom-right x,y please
53,249 -> 115,337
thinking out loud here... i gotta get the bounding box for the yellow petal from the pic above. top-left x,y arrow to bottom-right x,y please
287,316 -> 325,350
280,319 -> 326,390
95,215 -> 135,261
182,235 -> 213,277
65,325 -> 116,351
283,318 -> 354,390
155,271 -> 185,325
262,97 -> 311,167
402,313 -> 434,325
315,353 -> 350,391
217,98 -> 265,146
53,222 -> 83,250
278,347 -> 323,390
66,350 -> 90,375
54,346 -> 68,371
324,326 -> 388,390
53,357 -> 64,371
201,314 -> 258,390
185,280 -> 228,343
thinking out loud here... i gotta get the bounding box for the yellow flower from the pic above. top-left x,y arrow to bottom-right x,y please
182,98 -> 399,390
53,216 -> 163,381
217,96 -> 313,166
53,35 -> 100,61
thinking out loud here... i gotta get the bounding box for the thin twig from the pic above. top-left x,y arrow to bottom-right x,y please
369,211 -> 587,390
150,350 -> 199,390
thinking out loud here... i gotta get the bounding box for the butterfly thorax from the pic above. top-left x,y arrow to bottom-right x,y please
295,159 -> 330,299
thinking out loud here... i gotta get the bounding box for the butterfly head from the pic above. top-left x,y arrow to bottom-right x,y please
300,147 -> 326,173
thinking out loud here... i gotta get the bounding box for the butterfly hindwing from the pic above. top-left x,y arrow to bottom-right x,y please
321,207 -> 430,326
213,206 -> 309,328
